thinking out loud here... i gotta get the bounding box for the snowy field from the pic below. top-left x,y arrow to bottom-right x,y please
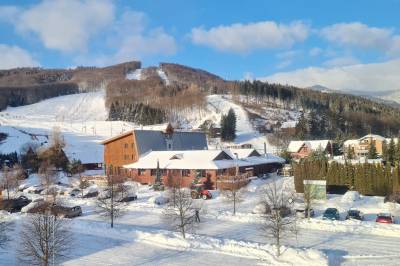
2,175 -> 400,265
0,91 -> 274,163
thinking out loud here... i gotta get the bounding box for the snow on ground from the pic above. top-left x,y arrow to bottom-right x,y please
0,91 -> 165,163
126,68 -> 142,80
0,92 -> 275,163
2,174 -> 400,265
157,68 -> 170,85
207,95 -> 274,151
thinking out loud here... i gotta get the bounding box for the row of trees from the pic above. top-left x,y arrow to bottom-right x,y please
294,159 -> 400,196
109,102 -> 166,125
235,80 -> 400,139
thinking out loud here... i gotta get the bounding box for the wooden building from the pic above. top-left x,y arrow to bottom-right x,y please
288,140 -> 332,159
123,149 -> 285,189
101,128 -> 208,175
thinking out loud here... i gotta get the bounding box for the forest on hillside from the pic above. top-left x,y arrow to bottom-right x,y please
233,80 -> 400,140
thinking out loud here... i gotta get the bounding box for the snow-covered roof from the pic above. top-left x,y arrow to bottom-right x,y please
359,134 -> 385,141
124,150 -> 284,170
343,139 -> 359,146
227,148 -> 261,159
281,121 -> 297,129
307,140 -> 330,151
288,140 -> 330,153
287,141 -> 305,153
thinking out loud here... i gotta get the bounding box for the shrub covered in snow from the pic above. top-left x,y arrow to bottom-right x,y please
341,191 -> 360,203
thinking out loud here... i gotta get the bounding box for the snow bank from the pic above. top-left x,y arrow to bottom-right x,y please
126,69 -> 142,80
341,191 -> 361,203
298,218 -> 400,238
71,220 -> 327,266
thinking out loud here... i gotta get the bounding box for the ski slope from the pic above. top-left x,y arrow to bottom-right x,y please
207,95 -> 274,151
0,91 -> 274,163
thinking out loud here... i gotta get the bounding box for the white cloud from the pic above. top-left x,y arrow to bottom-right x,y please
275,50 -> 301,69
309,47 -> 323,57
261,59 -> 400,95
322,56 -> 360,67
0,44 -> 39,69
0,6 -> 19,22
75,10 -> 177,66
320,22 -> 400,56
190,21 -> 309,53
11,0 -> 115,52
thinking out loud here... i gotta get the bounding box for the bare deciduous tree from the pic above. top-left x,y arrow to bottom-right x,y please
164,177 -> 195,238
221,180 -> 243,215
303,183 -> 317,221
1,166 -> 18,200
38,160 -> 57,203
261,178 -> 296,256
97,175 -> 124,228
18,212 -> 72,266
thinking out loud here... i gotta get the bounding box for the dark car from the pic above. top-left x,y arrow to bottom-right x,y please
118,195 -> 138,202
376,213 -> 394,224
83,191 -> 99,198
323,208 -> 340,220
346,209 -> 364,221
0,196 -> 31,213
295,208 -> 315,218
271,206 -> 292,218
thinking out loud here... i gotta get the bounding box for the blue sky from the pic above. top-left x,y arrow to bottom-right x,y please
1,0 -> 400,87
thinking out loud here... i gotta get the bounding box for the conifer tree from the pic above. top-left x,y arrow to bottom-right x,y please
368,142 -> 378,159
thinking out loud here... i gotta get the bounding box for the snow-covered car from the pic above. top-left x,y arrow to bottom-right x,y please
152,195 -> 169,205
25,185 -> 44,194
98,188 -> 111,200
295,208 -> 315,218
52,205 -> 82,218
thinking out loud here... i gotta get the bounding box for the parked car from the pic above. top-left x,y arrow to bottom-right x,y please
346,209 -> 364,221
271,206 -> 291,218
52,205 -> 82,218
118,195 -> 138,202
69,188 -> 81,197
376,213 -> 394,224
322,208 -> 340,220
0,196 -> 32,213
27,202 -> 82,218
295,208 -> 315,218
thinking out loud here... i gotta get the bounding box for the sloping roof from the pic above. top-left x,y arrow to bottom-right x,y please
307,140 -> 330,151
100,130 -> 134,144
227,148 -> 261,159
124,150 -> 285,170
359,134 -> 385,141
343,139 -> 359,146
288,141 -> 305,153
288,140 -> 330,153
134,130 -> 208,156
124,150 -> 233,170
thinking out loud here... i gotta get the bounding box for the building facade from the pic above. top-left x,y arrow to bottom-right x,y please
101,128 -> 208,175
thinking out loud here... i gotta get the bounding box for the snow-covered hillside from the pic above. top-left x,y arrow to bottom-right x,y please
0,91 -> 163,163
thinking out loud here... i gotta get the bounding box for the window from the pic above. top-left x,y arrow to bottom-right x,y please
131,154 -> 134,160
131,143 -> 135,148
124,143 -> 128,148
124,154 -> 129,160
138,169 -> 145,176
182,169 -> 191,176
